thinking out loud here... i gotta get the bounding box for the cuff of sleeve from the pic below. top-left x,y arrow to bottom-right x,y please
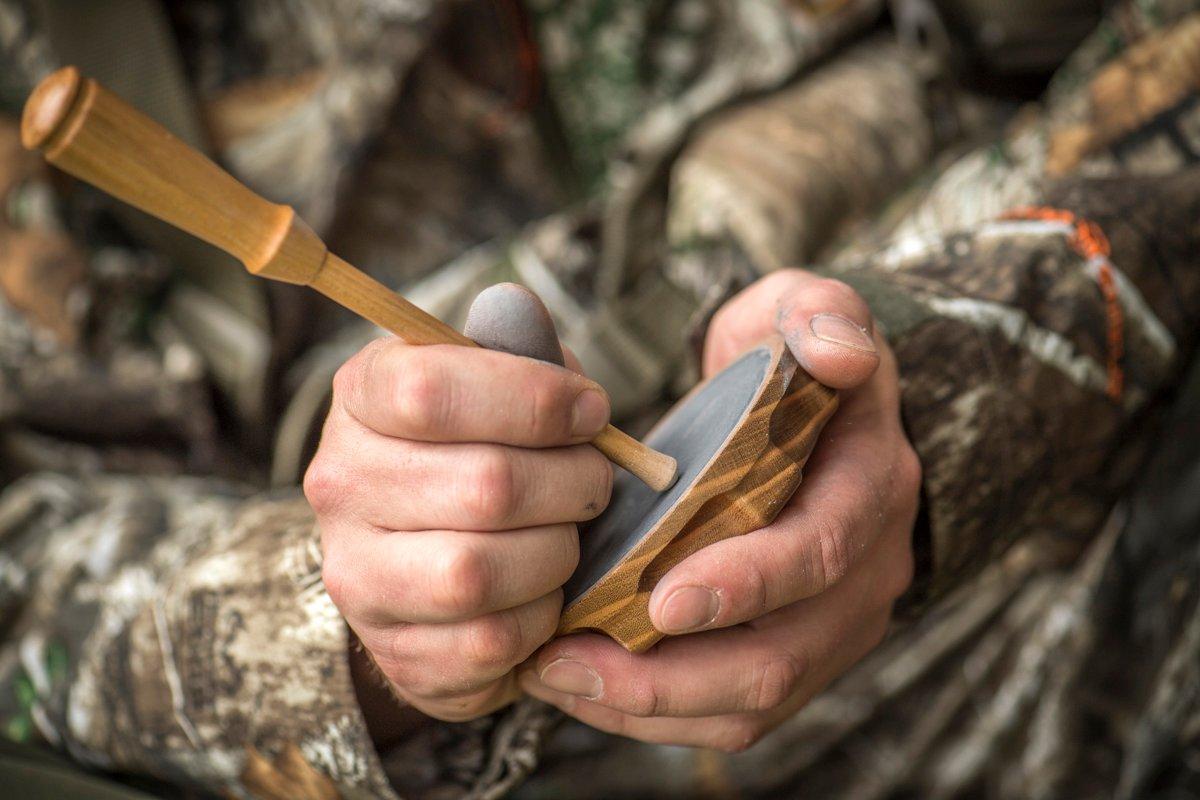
134,496 -> 402,799
56,491 -> 555,800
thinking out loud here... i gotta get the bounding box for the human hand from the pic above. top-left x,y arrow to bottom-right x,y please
520,268 -> 920,751
306,339 -> 613,721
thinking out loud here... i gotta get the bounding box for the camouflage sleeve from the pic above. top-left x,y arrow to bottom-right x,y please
0,474 -> 553,799
825,8 -> 1200,598
834,167 -> 1200,598
662,5 -> 1200,599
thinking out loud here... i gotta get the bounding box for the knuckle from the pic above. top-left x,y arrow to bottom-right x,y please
747,654 -> 804,712
366,628 -> 420,688
565,526 -> 582,576
814,516 -> 853,592
767,267 -> 807,288
709,297 -> 737,335
753,269 -> 807,307
746,557 -> 773,616
393,351 -> 449,437
303,456 -> 346,517
627,681 -> 671,718
461,449 -> 519,527
464,614 -> 526,670
432,543 -> 493,616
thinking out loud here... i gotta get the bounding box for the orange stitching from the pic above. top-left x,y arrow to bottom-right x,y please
1000,206 -> 1124,401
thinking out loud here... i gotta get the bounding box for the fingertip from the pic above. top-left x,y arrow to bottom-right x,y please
571,385 -> 611,439
649,556 -> 726,634
778,310 -> 880,389
519,670 -> 579,711
773,277 -> 882,390
791,335 -> 881,390
808,313 -> 876,353
651,584 -> 721,635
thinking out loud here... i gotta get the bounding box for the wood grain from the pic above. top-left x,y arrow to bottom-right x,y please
559,337 -> 838,651
22,66 -> 676,492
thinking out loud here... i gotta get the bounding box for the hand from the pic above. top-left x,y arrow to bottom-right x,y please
520,268 -> 920,751
306,340 -> 613,721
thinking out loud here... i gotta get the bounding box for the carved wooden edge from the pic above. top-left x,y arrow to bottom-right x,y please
557,336 -> 839,651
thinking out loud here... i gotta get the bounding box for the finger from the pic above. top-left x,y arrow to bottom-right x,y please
306,421 -> 612,531
774,276 -> 879,389
333,338 -> 610,447
704,269 -> 880,389
363,592 -> 561,699
649,344 -> 913,634
515,690 -> 765,751
523,569 -> 893,719
525,573 -> 897,746
402,670 -> 521,723
322,524 -> 578,624
522,628 -> 803,718
646,419 -> 887,632
521,606 -> 882,752
561,343 -> 585,374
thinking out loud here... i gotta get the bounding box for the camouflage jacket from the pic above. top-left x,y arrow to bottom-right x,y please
2,0 -> 1200,798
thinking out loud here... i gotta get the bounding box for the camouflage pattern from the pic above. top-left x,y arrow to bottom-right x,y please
667,36 -> 939,271
2,0 -> 1200,798
169,0 -> 447,233
0,117 -> 219,483
527,0 -> 884,196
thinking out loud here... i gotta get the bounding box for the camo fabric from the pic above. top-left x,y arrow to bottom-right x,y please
2,1 -> 1200,799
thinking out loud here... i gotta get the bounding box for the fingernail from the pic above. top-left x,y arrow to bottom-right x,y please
572,389 -> 609,437
810,313 -> 876,353
659,586 -> 720,634
539,659 -> 603,700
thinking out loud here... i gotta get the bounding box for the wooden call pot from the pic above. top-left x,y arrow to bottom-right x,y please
562,337 -> 838,652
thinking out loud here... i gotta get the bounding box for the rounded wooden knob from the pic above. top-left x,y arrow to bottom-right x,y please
21,66 -> 82,151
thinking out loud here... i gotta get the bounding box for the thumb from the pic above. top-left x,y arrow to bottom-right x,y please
776,276 -> 880,390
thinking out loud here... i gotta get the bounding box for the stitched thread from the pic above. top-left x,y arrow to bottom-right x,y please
1000,206 -> 1125,401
